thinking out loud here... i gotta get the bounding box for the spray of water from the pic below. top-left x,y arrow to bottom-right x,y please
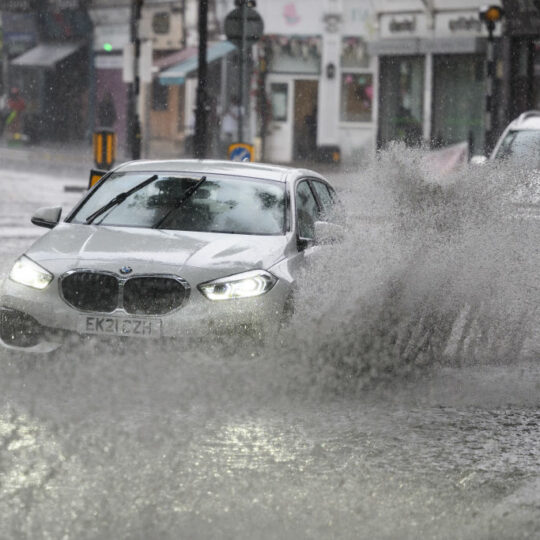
275,144 -> 539,391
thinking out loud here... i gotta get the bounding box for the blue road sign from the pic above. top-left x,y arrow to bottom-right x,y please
228,143 -> 254,162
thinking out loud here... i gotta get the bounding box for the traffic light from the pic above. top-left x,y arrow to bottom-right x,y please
479,5 -> 504,29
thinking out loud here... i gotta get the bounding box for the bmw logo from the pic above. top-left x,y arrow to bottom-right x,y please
119,266 -> 133,275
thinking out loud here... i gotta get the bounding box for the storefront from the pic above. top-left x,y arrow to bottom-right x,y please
255,0 -> 377,164
4,0 -> 92,143
371,2 -> 501,156
501,1 -> 540,121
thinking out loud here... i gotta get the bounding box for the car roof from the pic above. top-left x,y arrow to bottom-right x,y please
114,159 -> 327,184
507,111 -> 540,131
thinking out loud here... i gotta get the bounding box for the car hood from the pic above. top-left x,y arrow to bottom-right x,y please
25,223 -> 289,283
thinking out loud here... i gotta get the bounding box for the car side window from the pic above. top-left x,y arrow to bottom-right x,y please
296,181 -> 320,239
311,181 -> 335,218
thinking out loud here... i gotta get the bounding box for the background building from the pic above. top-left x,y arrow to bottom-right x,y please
244,0 -> 377,164
1,0 -> 92,143
501,0 -> 540,123
369,0 -> 504,156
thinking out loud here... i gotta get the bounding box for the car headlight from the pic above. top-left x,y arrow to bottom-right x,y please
9,256 -> 53,290
198,270 -> 277,301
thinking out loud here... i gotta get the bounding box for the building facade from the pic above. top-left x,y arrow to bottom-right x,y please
1,0 -> 92,143
370,0 -> 503,156
90,0 -> 189,157
242,0 -> 377,163
501,0 -> 540,123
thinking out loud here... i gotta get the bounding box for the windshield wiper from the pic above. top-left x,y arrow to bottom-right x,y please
85,174 -> 159,224
154,176 -> 207,229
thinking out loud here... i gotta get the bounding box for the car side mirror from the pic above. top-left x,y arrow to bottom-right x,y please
313,221 -> 344,245
470,155 -> 488,165
31,206 -> 62,229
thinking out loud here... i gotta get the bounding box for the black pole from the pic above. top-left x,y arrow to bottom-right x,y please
237,0 -> 247,142
484,21 -> 495,155
128,0 -> 143,160
194,0 -> 209,159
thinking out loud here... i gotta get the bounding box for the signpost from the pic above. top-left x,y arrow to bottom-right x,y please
194,0 -> 209,159
228,142 -> 254,162
127,0 -> 143,160
224,1 -> 263,157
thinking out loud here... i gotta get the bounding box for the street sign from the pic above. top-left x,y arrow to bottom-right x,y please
88,169 -> 107,189
224,7 -> 264,47
93,130 -> 116,170
228,142 -> 254,162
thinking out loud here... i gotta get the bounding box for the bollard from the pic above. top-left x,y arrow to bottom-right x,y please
93,129 -> 116,170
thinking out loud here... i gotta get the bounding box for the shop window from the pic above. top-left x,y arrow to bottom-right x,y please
340,73 -> 373,122
432,55 -> 485,154
379,56 -> 424,148
271,83 -> 288,122
152,79 -> 168,111
341,37 -> 369,69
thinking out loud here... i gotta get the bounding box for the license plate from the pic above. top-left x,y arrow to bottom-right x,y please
80,315 -> 162,339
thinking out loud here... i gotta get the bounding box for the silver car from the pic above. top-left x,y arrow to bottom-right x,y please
1,160 -> 339,353
491,110 -> 540,168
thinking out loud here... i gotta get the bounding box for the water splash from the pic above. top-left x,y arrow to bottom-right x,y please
278,144 -> 539,390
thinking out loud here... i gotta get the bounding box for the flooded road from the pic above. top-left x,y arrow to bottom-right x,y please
0,152 -> 538,539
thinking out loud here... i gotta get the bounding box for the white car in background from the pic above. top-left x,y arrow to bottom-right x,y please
491,110 -> 540,168
472,111 -> 540,211
472,110 -> 540,168
1,160 -> 339,354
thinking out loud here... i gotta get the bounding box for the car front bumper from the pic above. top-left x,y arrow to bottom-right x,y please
0,275 -> 291,353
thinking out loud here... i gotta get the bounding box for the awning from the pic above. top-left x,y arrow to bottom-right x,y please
159,41 -> 236,85
12,42 -> 82,68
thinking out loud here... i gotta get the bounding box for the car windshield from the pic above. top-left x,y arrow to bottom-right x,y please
70,172 -> 286,235
494,129 -> 540,168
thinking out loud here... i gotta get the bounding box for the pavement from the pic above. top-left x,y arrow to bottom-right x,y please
0,140 -> 97,180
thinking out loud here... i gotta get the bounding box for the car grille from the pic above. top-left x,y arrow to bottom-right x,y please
123,277 -> 188,315
62,272 -> 119,313
61,272 -> 188,315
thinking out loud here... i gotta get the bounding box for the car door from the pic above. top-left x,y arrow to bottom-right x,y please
278,178 -> 334,316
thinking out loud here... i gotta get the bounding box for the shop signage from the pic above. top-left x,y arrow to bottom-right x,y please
379,13 -> 428,39
389,16 -> 416,33
0,0 -> 36,11
435,12 -> 501,37
448,16 -> 482,33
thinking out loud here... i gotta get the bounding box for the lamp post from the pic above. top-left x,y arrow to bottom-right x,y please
479,5 -> 504,155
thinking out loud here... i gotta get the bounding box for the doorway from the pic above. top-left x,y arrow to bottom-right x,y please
293,80 -> 318,161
